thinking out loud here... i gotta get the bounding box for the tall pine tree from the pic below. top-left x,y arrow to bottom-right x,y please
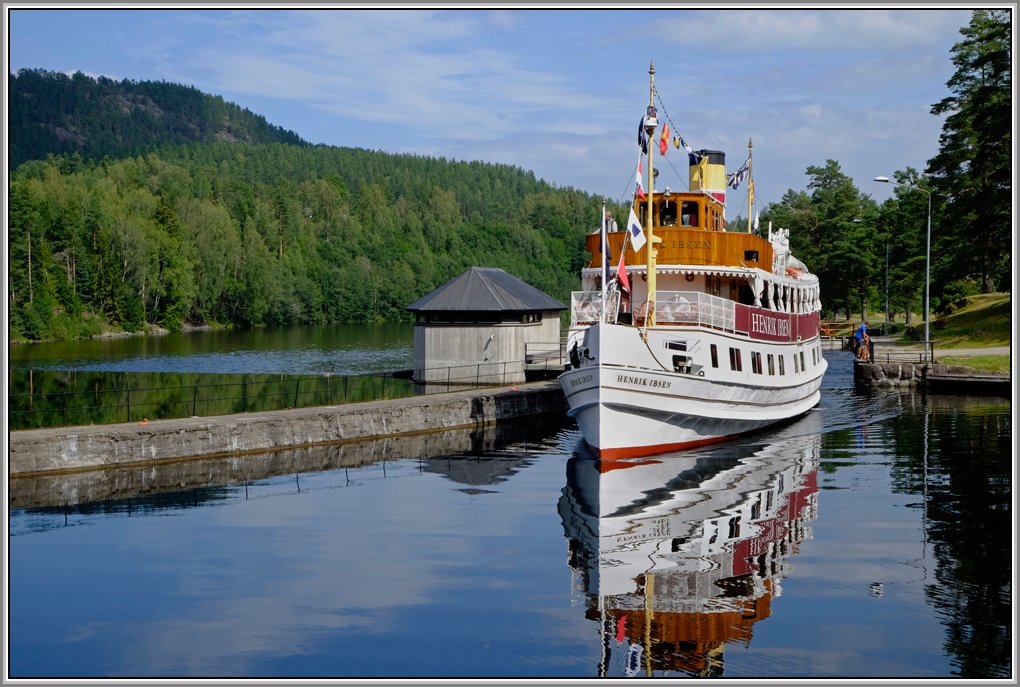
926,10 -> 1011,293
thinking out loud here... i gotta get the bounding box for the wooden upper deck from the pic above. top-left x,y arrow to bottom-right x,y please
588,191 -> 774,272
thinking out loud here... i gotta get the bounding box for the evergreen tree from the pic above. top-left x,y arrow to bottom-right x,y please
926,9 -> 1011,293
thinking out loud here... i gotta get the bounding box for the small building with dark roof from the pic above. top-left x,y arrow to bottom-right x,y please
406,267 -> 567,385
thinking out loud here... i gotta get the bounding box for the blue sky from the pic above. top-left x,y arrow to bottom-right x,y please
7,8 -> 975,214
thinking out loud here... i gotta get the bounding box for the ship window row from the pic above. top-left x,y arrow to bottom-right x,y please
725,348 -> 812,375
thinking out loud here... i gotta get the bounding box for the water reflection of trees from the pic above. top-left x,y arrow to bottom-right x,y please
886,396 -> 1011,678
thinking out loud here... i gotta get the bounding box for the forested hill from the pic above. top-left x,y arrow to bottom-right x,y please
9,69 -> 308,169
9,142 -> 598,341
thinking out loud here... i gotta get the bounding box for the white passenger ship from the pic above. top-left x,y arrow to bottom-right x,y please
560,63 -> 827,459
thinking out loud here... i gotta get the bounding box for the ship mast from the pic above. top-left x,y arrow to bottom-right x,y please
747,138 -> 754,234
644,62 -> 658,326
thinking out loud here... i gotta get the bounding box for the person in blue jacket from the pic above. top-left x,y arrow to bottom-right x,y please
855,321 -> 870,360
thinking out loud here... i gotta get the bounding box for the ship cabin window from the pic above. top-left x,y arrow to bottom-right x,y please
779,355 -> 786,375
767,354 -> 775,375
710,344 -> 719,368
729,347 -> 742,371
666,340 -> 687,351
659,200 -> 677,227
793,353 -> 799,373
800,351 -> 807,370
681,201 -> 699,228
750,351 -> 763,374
744,250 -> 759,262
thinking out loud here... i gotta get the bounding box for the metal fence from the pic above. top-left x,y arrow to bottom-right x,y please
9,361 -> 533,431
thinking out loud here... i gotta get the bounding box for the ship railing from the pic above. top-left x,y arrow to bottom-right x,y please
570,291 -> 599,327
652,291 -> 736,332
570,291 -> 623,327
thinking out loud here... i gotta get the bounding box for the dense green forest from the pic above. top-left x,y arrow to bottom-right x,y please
8,142 -> 599,340
9,69 -> 307,170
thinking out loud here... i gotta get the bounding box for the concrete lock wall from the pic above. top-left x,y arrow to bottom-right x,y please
8,381 -> 568,477
10,417 -> 568,510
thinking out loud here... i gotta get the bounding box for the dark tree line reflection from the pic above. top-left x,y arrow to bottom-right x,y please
887,396 -> 1011,678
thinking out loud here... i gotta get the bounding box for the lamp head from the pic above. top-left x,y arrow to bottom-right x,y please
874,176 -> 890,183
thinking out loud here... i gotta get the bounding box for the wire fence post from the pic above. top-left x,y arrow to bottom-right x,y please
126,387 -> 131,423
294,378 -> 300,408
193,385 -> 198,416
62,391 -> 67,427
242,381 -> 247,413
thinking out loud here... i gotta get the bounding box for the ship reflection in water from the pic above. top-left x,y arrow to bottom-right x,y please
559,415 -> 821,678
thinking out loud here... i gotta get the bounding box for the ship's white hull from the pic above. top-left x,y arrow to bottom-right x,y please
560,323 -> 826,459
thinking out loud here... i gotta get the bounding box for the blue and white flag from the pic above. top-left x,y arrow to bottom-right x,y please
678,135 -> 702,167
627,207 -> 646,252
728,160 -> 750,189
637,118 -> 648,155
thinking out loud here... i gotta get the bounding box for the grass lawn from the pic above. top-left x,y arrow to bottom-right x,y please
938,354 -> 1011,374
915,292 -> 1011,349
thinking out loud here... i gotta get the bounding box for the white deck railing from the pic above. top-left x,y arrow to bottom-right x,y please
652,291 -> 736,331
570,290 -> 735,332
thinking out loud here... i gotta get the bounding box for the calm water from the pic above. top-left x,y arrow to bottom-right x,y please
8,323 -> 414,375
7,351 -> 1013,678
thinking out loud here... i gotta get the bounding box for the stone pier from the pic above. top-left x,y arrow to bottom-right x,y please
9,380 -> 568,477
854,360 -> 1009,394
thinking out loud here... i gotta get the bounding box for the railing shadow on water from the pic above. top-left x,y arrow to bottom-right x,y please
9,359 -> 554,431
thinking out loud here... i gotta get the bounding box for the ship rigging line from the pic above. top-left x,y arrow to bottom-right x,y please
618,159 -> 640,206
651,88 -> 693,191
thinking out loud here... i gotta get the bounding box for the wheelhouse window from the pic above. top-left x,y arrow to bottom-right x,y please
767,354 -> 775,375
800,351 -> 806,370
681,201 -> 699,228
660,200 -> 677,227
779,355 -> 785,375
710,344 -> 719,368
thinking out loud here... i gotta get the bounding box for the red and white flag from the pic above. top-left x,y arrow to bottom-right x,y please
635,158 -> 645,200
617,247 -> 630,294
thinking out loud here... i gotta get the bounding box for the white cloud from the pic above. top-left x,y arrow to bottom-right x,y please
658,9 -> 970,52
152,10 -> 601,141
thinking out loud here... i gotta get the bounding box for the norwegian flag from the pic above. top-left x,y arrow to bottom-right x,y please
635,158 -> 645,200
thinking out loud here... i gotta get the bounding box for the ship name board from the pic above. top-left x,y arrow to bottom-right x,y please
750,312 -> 790,338
671,239 -> 711,249
570,373 -> 594,387
617,374 -> 672,389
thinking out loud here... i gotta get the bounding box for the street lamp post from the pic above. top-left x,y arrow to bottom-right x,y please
875,176 -> 932,359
